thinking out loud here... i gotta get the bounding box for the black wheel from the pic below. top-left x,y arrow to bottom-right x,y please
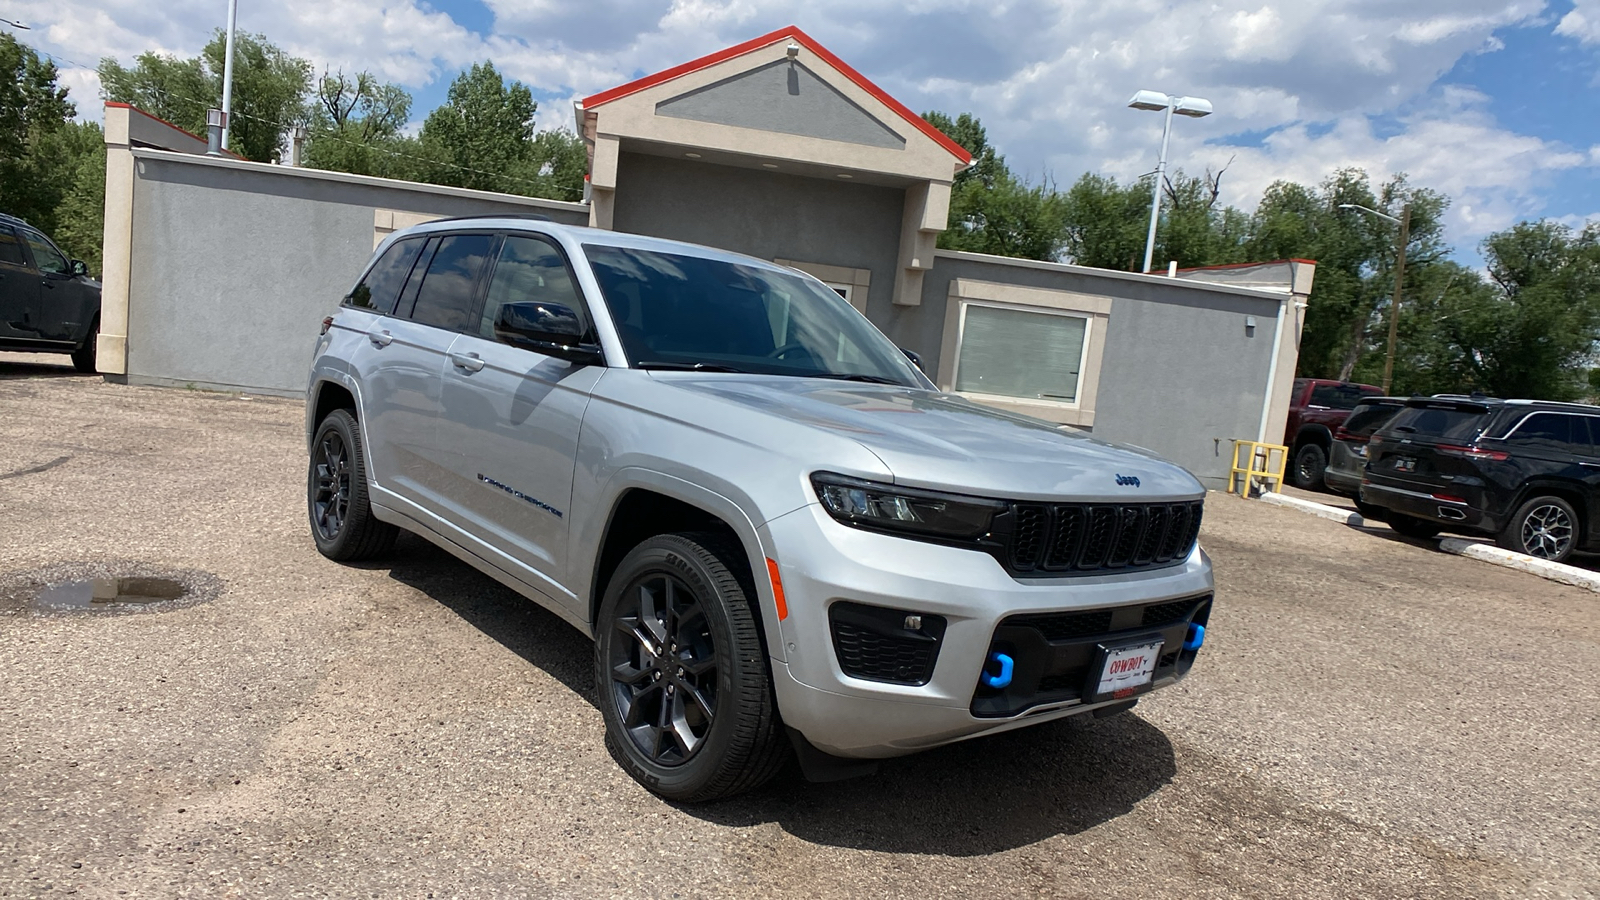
307,409 -> 397,561
1290,443 -> 1328,490
1388,514 -> 1440,540
595,532 -> 787,802
70,318 -> 98,373
1355,500 -> 1386,522
1498,496 -> 1578,563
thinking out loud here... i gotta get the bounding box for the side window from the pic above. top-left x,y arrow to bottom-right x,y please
406,233 -> 496,332
19,229 -> 68,274
1505,413 -> 1576,453
0,227 -> 25,266
348,238 -> 424,314
479,235 -> 588,340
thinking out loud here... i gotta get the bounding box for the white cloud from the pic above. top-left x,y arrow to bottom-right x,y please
1556,0 -> 1600,43
9,0 -> 1591,245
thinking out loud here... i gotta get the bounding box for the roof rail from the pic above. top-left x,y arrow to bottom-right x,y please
424,213 -> 553,225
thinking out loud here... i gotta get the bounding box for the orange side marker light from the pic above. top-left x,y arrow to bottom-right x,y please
765,558 -> 788,621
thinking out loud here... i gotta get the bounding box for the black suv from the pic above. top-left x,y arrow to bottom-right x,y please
1361,397 -> 1600,562
0,213 -> 101,372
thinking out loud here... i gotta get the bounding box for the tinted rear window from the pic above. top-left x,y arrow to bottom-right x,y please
1341,402 -> 1403,438
407,233 -> 496,331
1310,383 -> 1372,410
1385,405 -> 1491,442
349,238 -> 424,314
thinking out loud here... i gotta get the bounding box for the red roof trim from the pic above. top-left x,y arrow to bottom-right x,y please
580,25 -> 972,165
106,102 -> 246,159
1172,258 -> 1318,273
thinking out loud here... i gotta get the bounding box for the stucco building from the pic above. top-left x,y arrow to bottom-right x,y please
92,25 -> 1310,486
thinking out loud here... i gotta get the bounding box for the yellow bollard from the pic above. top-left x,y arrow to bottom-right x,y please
1229,440 -> 1289,496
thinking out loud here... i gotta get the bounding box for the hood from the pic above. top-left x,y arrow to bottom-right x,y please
655,375 -> 1204,502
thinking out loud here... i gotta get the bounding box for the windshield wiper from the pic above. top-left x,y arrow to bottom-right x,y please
635,361 -> 748,373
809,372 -> 905,385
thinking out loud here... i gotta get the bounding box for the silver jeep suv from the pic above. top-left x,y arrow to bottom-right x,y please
305,217 -> 1213,801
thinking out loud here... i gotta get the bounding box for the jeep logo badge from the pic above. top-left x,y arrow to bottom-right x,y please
1115,474 -> 1141,487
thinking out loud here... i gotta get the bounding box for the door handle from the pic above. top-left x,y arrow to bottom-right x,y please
367,328 -> 393,348
449,351 -> 485,373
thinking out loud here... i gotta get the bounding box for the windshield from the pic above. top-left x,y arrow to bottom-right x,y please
583,244 -> 925,386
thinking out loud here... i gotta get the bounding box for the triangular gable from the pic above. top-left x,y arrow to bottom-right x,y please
655,59 -> 907,150
581,25 -> 972,165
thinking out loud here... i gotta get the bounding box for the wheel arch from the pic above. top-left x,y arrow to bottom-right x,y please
1294,424 -> 1334,451
1508,480 -> 1588,542
583,472 -> 782,663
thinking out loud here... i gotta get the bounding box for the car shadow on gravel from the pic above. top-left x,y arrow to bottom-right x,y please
690,711 -> 1175,856
380,533 -> 597,703
379,534 -> 1177,856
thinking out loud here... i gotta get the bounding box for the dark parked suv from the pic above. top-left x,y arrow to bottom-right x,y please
0,213 -> 101,372
1322,395 -> 1404,510
1284,378 -> 1384,490
1361,397 -> 1600,562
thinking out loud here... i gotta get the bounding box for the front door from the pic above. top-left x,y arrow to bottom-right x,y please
0,225 -> 39,339
436,232 -> 605,599
16,227 -> 91,343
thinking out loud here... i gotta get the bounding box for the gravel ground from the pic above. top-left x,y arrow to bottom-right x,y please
2,353 -> 1597,899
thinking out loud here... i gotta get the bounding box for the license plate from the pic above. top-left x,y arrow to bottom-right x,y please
1394,457 -> 1416,472
1091,640 -> 1162,701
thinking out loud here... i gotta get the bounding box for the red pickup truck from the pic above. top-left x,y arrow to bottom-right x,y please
1284,378 -> 1384,490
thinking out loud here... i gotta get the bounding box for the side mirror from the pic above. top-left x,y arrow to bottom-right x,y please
494,301 -> 604,365
70,259 -> 88,277
900,347 -> 925,372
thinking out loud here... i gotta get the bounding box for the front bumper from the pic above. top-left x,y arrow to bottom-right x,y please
759,502 -> 1213,758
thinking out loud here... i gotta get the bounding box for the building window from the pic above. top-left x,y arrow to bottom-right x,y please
775,259 -> 870,313
937,278 -> 1110,427
954,303 -> 1089,404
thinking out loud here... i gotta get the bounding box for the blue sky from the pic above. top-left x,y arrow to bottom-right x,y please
13,0 -> 1600,257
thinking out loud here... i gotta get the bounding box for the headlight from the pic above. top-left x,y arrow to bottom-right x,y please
811,473 -> 1004,540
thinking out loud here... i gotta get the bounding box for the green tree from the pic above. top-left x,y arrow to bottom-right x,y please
99,30 -> 311,162
1247,169 -> 1448,383
0,32 -> 76,227
1413,221 -> 1600,400
924,110 -> 1068,261
420,62 -> 537,192
302,69 -> 413,177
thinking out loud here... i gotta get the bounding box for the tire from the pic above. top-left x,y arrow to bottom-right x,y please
1290,442 -> 1328,491
307,409 -> 397,561
595,532 -> 787,802
1354,500 -> 1386,522
1498,496 -> 1579,563
1387,514 -> 1440,540
70,318 -> 98,373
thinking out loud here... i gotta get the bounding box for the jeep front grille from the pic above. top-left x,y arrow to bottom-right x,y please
1001,500 -> 1202,577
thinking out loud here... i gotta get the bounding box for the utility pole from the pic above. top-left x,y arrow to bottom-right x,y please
1339,202 -> 1412,394
220,0 -> 238,151
1381,205 -> 1411,395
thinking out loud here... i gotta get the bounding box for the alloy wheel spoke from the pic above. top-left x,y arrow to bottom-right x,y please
612,659 -> 653,686
669,696 -> 701,756
681,681 -> 715,720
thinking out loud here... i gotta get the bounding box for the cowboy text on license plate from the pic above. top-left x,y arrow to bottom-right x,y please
1096,640 -> 1162,697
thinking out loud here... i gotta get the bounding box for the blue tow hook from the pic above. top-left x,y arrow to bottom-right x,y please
980,651 -> 1014,689
1184,623 -> 1206,652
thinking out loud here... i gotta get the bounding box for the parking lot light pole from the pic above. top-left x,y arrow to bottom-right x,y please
0,17 -> 28,29
1339,202 -> 1411,394
1128,90 -> 1213,274
220,0 -> 238,151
